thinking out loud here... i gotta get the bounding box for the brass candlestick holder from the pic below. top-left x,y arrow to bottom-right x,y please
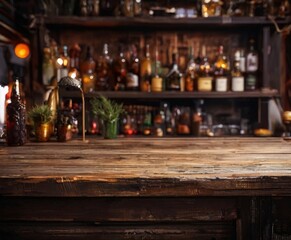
282,111 -> 291,141
58,76 -> 87,143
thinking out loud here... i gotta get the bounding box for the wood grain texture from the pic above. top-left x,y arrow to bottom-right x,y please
1,137 -> 291,197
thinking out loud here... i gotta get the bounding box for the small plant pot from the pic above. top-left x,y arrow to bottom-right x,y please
35,123 -> 51,142
103,120 -> 118,139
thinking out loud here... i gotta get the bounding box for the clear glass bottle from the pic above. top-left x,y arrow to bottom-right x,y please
81,46 -> 96,93
42,47 -> 54,86
126,44 -> 140,91
214,45 -> 229,92
140,44 -> 152,92
231,50 -> 245,92
96,43 -> 112,91
197,45 -> 213,92
165,52 -> 182,91
245,38 -> 258,91
56,45 -> 70,82
6,77 -> 27,146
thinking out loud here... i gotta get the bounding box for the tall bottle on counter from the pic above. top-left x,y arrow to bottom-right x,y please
6,76 -> 27,146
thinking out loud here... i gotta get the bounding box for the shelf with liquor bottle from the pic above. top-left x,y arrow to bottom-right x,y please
30,0 -> 291,137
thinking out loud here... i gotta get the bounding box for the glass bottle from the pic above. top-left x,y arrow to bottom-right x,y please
133,0 -> 142,16
81,46 -> 96,93
201,0 -> 223,17
68,44 -> 81,80
214,45 -> 229,92
153,105 -> 165,137
96,43 -> 112,91
231,50 -> 245,92
185,46 -> 197,92
142,106 -> 152,136
165,52 -> 182,91
42,47 -> 54,86
245,38 -> 258,91
140,44 -> 152,92
126,44 -> 140,91
151,47 -> 163,92
113,45 -> 127,91
197,45 -> 213,92
56,45 -> 70,82
6,78 -> 27,146
121,0 -> 134,17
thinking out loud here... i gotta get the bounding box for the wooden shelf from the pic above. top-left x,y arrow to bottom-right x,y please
60,90 -> 280,99
36,15 -> 291,29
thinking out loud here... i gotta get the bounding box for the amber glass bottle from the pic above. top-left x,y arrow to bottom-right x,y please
197,45 -> 213,92
213,45 -> 229,92
81,46 -> 96,93
6,78 -> 27,146
140,44 -> 152,92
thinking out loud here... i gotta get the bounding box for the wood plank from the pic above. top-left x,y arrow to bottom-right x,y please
1,138 -> 291,196
0,222 -> 236,240
0,197 -> 237,222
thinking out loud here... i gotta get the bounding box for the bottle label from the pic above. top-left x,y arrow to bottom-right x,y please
246,53 -> 258,72
126,73 -> 139,88
232,76 -> 244,92
215,77 -> 228,92
198,77 -> 213,91
246,74 -> 256,90
152,76 -> 163,92
240,57 -> 246,72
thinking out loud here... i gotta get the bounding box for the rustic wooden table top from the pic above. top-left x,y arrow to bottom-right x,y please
1,137 -> 291,197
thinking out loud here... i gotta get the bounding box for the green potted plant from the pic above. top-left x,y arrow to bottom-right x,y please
28,104 -> 53,142
90,96 -> 124,139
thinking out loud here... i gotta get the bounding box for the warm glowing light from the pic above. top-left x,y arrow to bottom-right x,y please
69,72 -> 77,79
57,58 -> 63,66
14,43 -> 30,59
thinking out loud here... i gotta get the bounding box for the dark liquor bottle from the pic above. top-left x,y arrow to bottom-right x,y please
96,43 -> 112,91
126,45 -> 140,91
113,46 -> 127,91
81,46 -> 96,93
6,77 -> 27,146
165,52 -> 182,91
245,38 -> 258,91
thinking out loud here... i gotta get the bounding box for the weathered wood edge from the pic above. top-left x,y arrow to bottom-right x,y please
1,176 -> 291,197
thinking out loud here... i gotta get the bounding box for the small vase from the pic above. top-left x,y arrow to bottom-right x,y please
103,120 -> 118,139
35,123 -> 51,142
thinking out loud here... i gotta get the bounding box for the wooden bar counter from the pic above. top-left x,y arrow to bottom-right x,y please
0,137 -> 291,239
